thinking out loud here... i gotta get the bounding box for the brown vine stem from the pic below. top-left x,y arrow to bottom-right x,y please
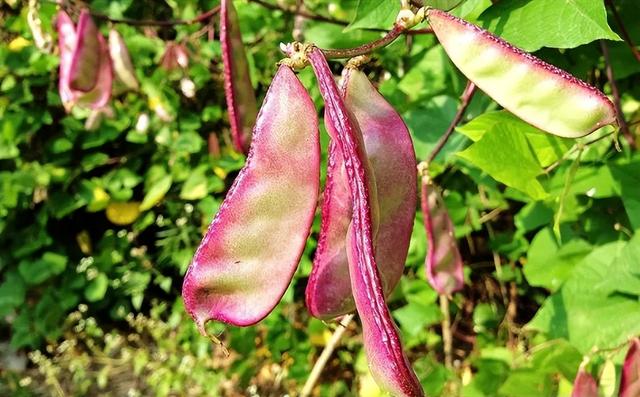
601,40 -> 636,149
300,314 -> 354,397
439,294 -> 453,369
321,24 -> 407,59
605,0 -> 640,63
248,0 -> 349,27
89,6 -> 220,27
427,81 -> 477,164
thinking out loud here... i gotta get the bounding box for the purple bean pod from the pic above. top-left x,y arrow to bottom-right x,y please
621,337 -> 640,397
182,65 -> 320,332
308,47 -> 424,397
421,175 -> 464,296
307,68 -> 417,320
221,0 -> 258,154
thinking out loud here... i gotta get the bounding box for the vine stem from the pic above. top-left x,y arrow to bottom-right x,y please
89,5 -> 220,26
426,81 -> 477,164
248,0 -> 349,27
605,0 -> 640,63
439,294 -> 453,369
300,314 -> 355,397
322,24 -> 407,59
601,40 -> 636,149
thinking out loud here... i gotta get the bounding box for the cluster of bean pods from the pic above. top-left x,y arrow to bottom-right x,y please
56,9 -> 138,113
570,337 -> 640,397
181,5 -> 620,395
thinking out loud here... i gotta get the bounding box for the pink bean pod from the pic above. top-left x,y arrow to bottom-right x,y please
56,10 -> 112,112
620,338 -> 640,397
221,0 -> 258,154
571,368 -> 598,397
306,68 -> 417,320
108,29 -> 139,91
427,8 -> 617,138
182,65 -> 320,332
308,47 -> 424,397
68,10 -> 101,92
421,175 -> 464,296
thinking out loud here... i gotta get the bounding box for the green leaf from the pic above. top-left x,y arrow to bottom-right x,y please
609,162 -> 640,231
478,0 -> 621,52
346,0 -> 399,31
458,111 -> 572,167
140,175 -> 172,211
457,123 -> 548,199
528,238 -> 640,353
0,272 -> 25,316
524,228 -> 592,291
180,170 -> 208,200
18,252 -> 67,285
85,273 -> 109,302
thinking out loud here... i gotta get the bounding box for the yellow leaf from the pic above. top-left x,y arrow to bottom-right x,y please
8,37 -> 30,51
87,187 -> 110,212
106,202 -> 141,225
76,230 -> 92,255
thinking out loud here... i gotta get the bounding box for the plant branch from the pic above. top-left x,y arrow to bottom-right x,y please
543,131 -> 616,174
605,0 -> 640,63
89,6 -> 220,26
439,294 -> 453,369
248,0 -> 349,27
601,40 -> 636,149
301,314 -> 354,397
427,81 -> 477,164
320,24 -> 406,58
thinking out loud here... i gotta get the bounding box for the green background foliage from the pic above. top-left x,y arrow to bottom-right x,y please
1,0 -> 639,395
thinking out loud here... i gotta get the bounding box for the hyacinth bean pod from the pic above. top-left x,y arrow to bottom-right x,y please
56,11 -> 112,112
427,8 -> 617,138
182,65 -> 320,332
108,29 -> 139,91
68,10 -> 101,92
306,68 -> 417,320
56,11 -> 77,111
221,0 -> 258,154
571,369 -> 598,397
620,338 -> 640,397
421,176 -> 464,296
308,48 -> 423,397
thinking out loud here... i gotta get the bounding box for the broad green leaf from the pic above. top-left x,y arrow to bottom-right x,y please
479,0 -> 621,52
609,162 -> 640,231
457,123 -> 548,199
346,0 -> 399,31
497,369 -> 554,397
180,170 -> 208,200
458,111 -> 572,166
0,272 -> 25,316
85,273 -> 109,302
524,228 -> 592,291
18,252 -> 67,285
404,95 -> 459,161
140,175 -> 172,211
528,238 -> 640,353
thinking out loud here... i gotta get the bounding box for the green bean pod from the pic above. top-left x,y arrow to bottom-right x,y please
427,8 -> 617,138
